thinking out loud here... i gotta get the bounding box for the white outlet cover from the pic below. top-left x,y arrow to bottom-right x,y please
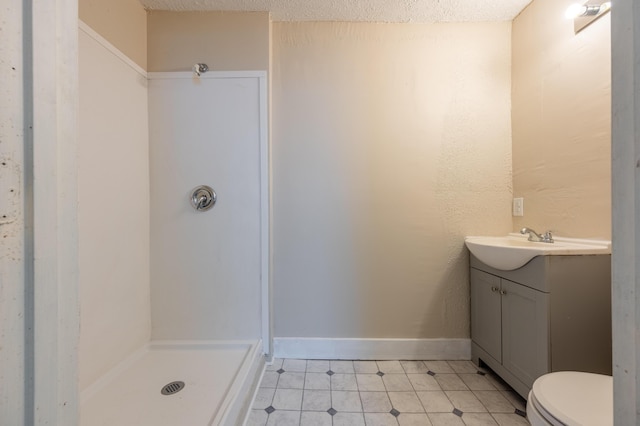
513,197 -> 524,217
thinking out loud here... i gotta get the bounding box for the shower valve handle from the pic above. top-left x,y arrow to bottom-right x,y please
190,185 -> 216,212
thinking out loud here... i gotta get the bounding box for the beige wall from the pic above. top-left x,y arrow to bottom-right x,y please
79,0 -> 147,69
512,0 -> 611,239
147,11 -> 270,72
272,22 -> 513,339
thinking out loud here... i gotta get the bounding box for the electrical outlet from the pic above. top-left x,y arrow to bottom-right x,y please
513,198 -> 524,217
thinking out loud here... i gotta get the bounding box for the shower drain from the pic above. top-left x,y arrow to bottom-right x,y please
161,381 -> 185,395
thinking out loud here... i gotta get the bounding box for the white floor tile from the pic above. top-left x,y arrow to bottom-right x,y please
357,374 -> 386,391
424,361 -> 455,374
416,391 -> 454,413
461,412 -> 500,426
500,391 -> 526,411
383,374 -> 414,391
444,391 -> 487,413
360,391 -> 393,412
332,390 -> 363,412
272,388 -> 303,410
246,409 -> 268,426
486,374 -> 511,391
266,410 -> 301,426
408,374 -> 441,391
434,374 -> 469,391
388,391 -> 426,413
260,371 -> 280,388
278,371 -> 305,389
302,389 -> 331,411
354,360 -> 380,373
253,387 -> 276,409
459,374 -> 497,391
306,360 -> 330,373
333,412 -> 366,426
266,358 -> 284,371
331,360 -> 355,374
427,412 -> 465,426
283,359 -> 307,372
364,412 -> 401,426
472,391 -> 514,413
331,373 -> 358,391
305,372 -> 330,390
300,410 -> 333,426
447,361 -> 479,375
401,361 -> 429,374
377,360 -> 405,374
491,413 -> 530,426
397,413 -> 433,426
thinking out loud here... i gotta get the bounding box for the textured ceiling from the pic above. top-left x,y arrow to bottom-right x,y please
139,0 -> 534,22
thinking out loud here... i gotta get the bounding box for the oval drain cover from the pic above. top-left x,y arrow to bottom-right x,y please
161,381 -> 185,395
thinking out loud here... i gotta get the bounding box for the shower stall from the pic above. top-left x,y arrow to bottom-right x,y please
78,24 -> 269,425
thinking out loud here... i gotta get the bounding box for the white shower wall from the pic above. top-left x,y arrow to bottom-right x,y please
78,24 -> 151,391
148,73 -> 266,341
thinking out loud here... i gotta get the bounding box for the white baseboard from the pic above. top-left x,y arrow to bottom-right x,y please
273,338 -> 471,360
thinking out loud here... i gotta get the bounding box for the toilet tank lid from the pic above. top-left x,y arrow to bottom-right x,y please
532,372 -> 613,426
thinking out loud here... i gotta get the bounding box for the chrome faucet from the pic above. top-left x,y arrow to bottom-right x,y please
520,227 -> 554,243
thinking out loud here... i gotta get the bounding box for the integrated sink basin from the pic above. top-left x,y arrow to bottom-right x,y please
464,234 -> 611,271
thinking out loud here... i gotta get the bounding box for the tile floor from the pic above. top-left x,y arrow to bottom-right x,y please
246,359 -> 530,426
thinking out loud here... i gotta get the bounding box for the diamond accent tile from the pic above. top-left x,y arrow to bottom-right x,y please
427,371 -> 436,376
376,371 -> 385,377
326,370 -> 335,376
515,408 -> 526,417
327,408 -> 337,416
390,408 -> 400,417
265,406 -> 275,414
277,369 -> 285,374
453,408 -> 463,417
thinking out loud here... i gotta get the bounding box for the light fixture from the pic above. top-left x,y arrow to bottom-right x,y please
566,1 -> 611,33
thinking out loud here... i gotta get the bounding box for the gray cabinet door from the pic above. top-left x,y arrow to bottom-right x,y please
470,268 -> 502,363
501,279 -> 549,388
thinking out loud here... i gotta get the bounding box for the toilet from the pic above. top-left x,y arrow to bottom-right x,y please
527,372 -> 613,426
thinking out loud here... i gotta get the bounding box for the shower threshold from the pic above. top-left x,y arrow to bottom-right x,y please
80,340 -> 263,426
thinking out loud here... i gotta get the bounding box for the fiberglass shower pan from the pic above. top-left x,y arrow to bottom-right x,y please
80,341 -> 262,425
81,71 -> 270,426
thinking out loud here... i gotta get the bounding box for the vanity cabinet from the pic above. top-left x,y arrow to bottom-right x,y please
470,254 -> 611,399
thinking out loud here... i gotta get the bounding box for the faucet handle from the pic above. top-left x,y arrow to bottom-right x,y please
542,230 -> 554,243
